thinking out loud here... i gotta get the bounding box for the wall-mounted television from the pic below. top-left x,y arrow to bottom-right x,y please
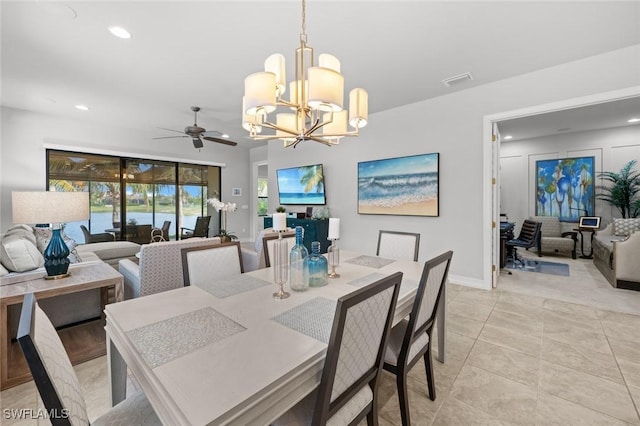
276,164 -> 326,205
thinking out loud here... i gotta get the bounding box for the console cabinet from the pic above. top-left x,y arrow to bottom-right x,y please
263,217 -> 330,253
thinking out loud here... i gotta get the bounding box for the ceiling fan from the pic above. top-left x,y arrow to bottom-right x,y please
153,106 -> 238,148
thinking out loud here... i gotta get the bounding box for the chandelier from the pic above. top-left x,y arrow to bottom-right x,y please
242,0 -> 368,148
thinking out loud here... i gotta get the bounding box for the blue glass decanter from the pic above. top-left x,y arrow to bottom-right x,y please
304,241 -> 328,287
289,226 -> 309,291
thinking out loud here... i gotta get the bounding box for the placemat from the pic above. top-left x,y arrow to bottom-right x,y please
345,255 -> 396,269
347,273 -> 386,288
196,274 -> 272,298
272,297 -> 336,344
127,307 -> 246,368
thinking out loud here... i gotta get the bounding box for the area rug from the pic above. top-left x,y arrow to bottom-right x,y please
505,259 -> 570,276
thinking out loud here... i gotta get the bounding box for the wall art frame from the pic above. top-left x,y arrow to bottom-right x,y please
358,152 -> 439,217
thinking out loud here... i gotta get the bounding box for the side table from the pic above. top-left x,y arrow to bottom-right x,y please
0,261 -> 123,390
574,228 -> 596,259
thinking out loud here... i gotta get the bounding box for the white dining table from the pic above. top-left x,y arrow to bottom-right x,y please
105,251 -> 446,425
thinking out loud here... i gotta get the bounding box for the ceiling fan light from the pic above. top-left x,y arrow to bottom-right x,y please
348,88 -> 368,128
308,67 -> 343,112
244,72 -> 277,115
265,54 -> 286,96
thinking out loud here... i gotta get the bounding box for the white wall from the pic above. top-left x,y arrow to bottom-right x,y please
0,107 -> 252,239
500,125 -> 640,231
267,44 -> 640,288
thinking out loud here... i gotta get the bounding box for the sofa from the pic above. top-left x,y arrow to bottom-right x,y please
592,218 -> 640,290
118,237 -> 221,299
531,216 -> 578,259
1,224 -> 140,328
240,228 -> 295,272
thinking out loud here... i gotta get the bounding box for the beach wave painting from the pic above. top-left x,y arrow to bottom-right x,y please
358,153 -> 439,216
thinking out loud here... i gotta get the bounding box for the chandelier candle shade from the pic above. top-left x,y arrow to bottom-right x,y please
327,218 -> 340,278
12,191 -> 89,279
243,0 -> 368,148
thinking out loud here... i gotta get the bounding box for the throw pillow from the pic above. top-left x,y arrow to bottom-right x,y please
5,224 -> 37,245
0,234 -> 44,272
0,263 -> 8,277
32,227 -> 82,263
613,218 -> 640,236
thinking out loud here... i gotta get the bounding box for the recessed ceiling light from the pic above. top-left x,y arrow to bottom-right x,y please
75,105 -> 89,111
108,26 -> 132,39
628,118 -> 640,123
221,134 -> 230,139
503,135 -> 513,140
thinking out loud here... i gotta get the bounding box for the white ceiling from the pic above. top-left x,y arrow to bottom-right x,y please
2,1 -> 640,147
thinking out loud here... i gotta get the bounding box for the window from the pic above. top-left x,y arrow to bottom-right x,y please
47,150 -> 220,243
257,177 -> 268,216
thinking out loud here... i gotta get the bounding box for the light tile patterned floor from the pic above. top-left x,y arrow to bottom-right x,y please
2,252 -> 639,425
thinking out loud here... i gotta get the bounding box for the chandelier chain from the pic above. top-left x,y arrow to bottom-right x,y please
301,0 -> 306,36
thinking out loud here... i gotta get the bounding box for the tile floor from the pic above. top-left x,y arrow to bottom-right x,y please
2,252 -> 639,425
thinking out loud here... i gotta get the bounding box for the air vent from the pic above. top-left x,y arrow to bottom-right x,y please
442,72 -> 473,87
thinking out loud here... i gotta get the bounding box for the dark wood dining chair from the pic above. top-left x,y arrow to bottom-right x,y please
273,272 -> 403,426
377,230 -> 421,261
17,293 -> 160,425
382,250 -> 453,426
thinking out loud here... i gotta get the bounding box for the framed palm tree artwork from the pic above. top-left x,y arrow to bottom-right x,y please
358,153 -> 439,216
535,156 -> 595,222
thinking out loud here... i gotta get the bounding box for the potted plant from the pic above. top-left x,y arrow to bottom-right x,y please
276,206 -> 286,213
207,198 -> 238,242
597,160 -> 640,218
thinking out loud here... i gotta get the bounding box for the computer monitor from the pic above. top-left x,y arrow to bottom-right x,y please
578,216 -> 601,229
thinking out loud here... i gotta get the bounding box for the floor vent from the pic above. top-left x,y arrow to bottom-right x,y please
442,72 -> 473,87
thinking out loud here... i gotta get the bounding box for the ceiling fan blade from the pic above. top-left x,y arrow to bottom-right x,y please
152,135 -> 188,140
157,127 -> 186,134
192,138 -> 204,149
202,136 -> 238,146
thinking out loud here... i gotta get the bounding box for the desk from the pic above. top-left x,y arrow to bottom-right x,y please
574,227 -> 596,259
105,251 -> 446,425
0,262 -> 123,389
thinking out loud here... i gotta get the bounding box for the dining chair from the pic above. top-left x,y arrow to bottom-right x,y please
262,231 -> 296,268
181,242 -> 244,287
273,272 -> 403,426
376,230 -> 421,261
17,292 -> 160,426
382,250 -> 453,426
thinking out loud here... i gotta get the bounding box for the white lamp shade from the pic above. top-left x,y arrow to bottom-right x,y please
272,213 -> 287,231
289,79 -> 308,108
12,191 -> 89,225
322,110 -> 347,137
242,96 -> 262,133
264,54 -> 286,96
308,67 -> 344,112
276,113 -> 297,140
244,72 -> 277,115
349,88 -> 368,128
319,53 -> 341,73
328,218 -> 340,239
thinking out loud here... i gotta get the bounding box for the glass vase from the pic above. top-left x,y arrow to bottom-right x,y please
273,233 -> 290,299
304,241 -> 328,287
289,226 -> 309,291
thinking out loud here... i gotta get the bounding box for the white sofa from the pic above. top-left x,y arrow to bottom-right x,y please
119,237 -> 221,299
240,228 -> 295,272
592,218 -> 640,290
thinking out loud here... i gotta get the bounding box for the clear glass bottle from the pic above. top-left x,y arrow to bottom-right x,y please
289,226 -> 309,291
304,241 -> 328,287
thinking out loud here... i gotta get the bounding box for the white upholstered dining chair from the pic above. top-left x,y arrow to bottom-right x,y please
17,293 -> 160,426
383,250 -> 453,426
181,242 -> 244,287
376,230 -> 421,262
273,272 -> 403,426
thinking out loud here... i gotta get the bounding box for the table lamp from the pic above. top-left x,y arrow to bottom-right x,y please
12,191 -> 90,279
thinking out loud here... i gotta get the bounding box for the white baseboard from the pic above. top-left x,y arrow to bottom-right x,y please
448,274 -> 491,290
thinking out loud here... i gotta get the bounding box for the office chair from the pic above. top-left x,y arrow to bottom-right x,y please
506,220 -> 541,268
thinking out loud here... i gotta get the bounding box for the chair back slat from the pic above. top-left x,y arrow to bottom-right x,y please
181,242 -> 243,287
18,293 -> 89,426
314,272 -> 402,425
377,230 -> 420,261
517,220 -> 540,244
